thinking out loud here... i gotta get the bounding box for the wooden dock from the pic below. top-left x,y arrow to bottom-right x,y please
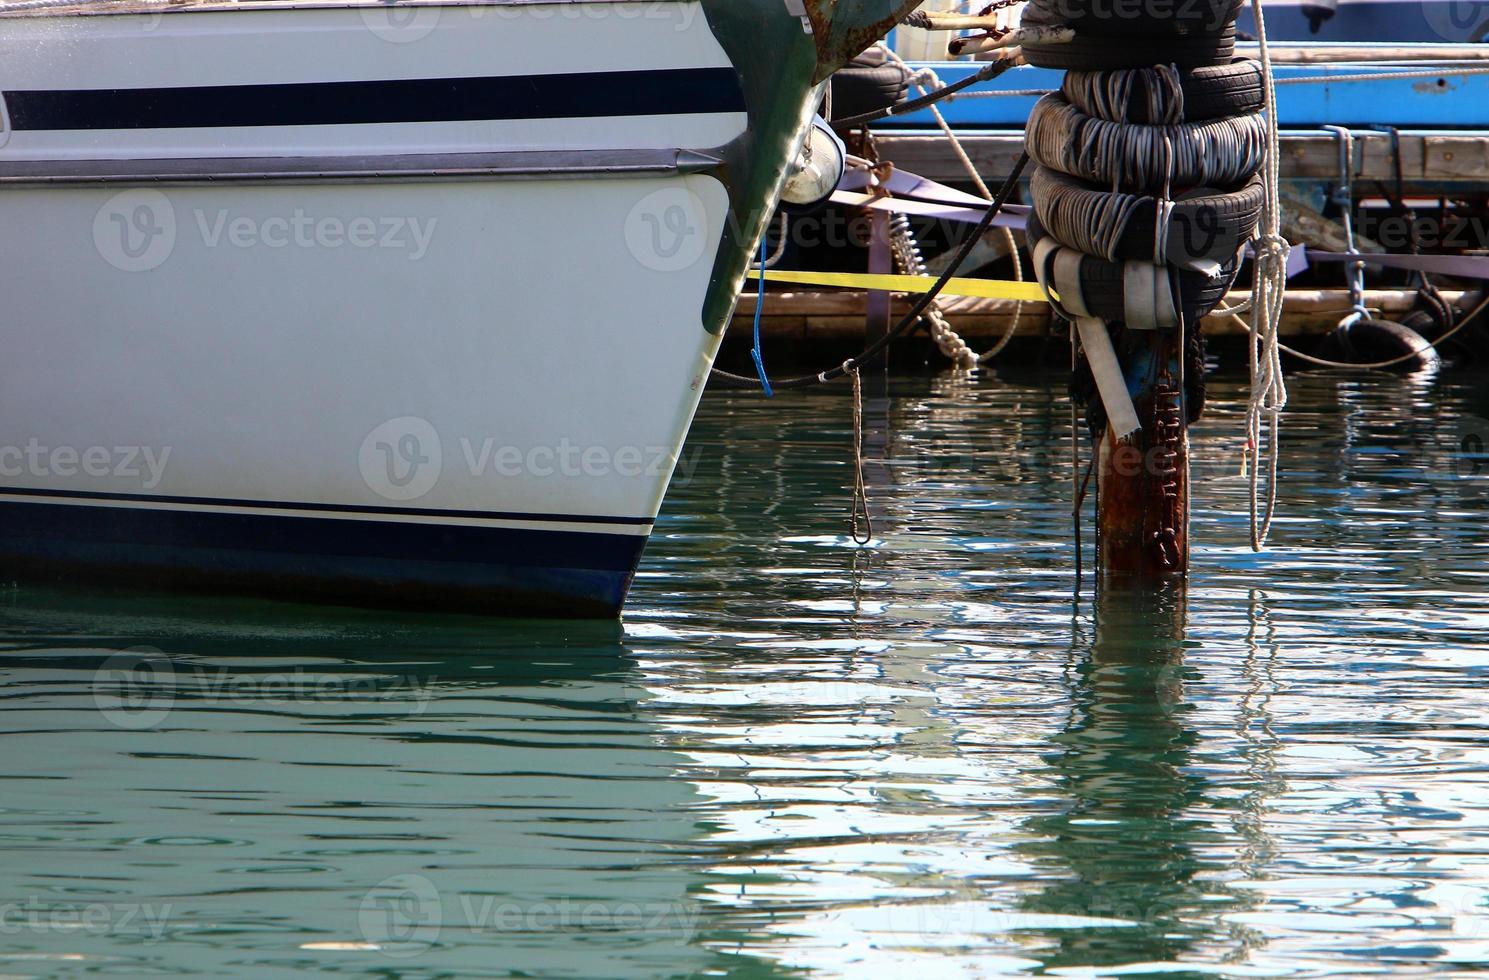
728,288 -> 1469,341
873,132 -> 1489,193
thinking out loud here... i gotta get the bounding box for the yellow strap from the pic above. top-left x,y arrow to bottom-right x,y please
747,268 -> 1049,303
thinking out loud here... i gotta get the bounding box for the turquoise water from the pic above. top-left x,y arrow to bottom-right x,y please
2,367 -> 1488,978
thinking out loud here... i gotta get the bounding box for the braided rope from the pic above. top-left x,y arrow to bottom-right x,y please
888,210 -> 979,370
1245,0 -> 1290,553
877,41 -> 1026,364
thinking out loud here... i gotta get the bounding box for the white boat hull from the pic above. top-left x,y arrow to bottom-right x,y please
0,0 -> 836,614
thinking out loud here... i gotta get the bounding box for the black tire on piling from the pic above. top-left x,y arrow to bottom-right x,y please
1022,0 -> 1243,38
1030,166 -> 1265,268
1021,25 -> 1239,71
1061,58 -> 1266,123
1026,213 -> 1243,324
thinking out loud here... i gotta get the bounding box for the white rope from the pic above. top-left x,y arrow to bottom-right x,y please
1275,65 -> 1489,85
1245,0 -> 1290,553
877,41 -> 1025,364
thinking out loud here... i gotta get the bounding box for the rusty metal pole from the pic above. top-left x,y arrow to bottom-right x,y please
1097,327 -> 1190,583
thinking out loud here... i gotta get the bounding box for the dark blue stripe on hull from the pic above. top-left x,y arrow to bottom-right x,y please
0,500 -> 647,617
3,68 -> 747,132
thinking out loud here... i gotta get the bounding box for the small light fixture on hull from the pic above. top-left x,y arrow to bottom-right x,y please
780,116 -> 847,211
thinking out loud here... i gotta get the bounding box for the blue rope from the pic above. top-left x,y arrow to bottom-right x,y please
750,234 -> 773,397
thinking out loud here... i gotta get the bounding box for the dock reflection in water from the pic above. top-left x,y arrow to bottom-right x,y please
3,366 -> 1489,977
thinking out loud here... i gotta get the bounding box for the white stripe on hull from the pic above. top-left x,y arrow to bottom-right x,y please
0,174 -> 730,523
0,3 -> 723,88
0,493 -> 655,535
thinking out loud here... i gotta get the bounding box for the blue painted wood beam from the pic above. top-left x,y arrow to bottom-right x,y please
878,55 -> 1489,129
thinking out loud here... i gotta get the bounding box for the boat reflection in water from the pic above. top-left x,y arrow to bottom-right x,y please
0,588 -> 780,977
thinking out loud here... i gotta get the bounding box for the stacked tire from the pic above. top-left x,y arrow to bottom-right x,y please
1021,0 -> 1268,352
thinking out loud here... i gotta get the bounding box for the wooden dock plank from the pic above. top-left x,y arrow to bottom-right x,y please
729,289 -> 1466,339
874,133 -> 1489,187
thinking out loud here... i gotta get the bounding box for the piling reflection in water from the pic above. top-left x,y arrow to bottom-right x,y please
1018,587 -> 1263,971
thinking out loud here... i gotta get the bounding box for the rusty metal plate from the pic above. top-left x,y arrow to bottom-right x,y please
806,0 -> 923,81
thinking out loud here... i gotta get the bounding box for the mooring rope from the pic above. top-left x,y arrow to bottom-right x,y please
831,58 -> 1017,129
848,363 -> 873,546
1275,65 -> 1489,85
876,42 -> 1027,362
888,211 -> 979,369
750,235 -> 774,396
1244,0 -> 1291,553
1246,291 -> 1489,369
